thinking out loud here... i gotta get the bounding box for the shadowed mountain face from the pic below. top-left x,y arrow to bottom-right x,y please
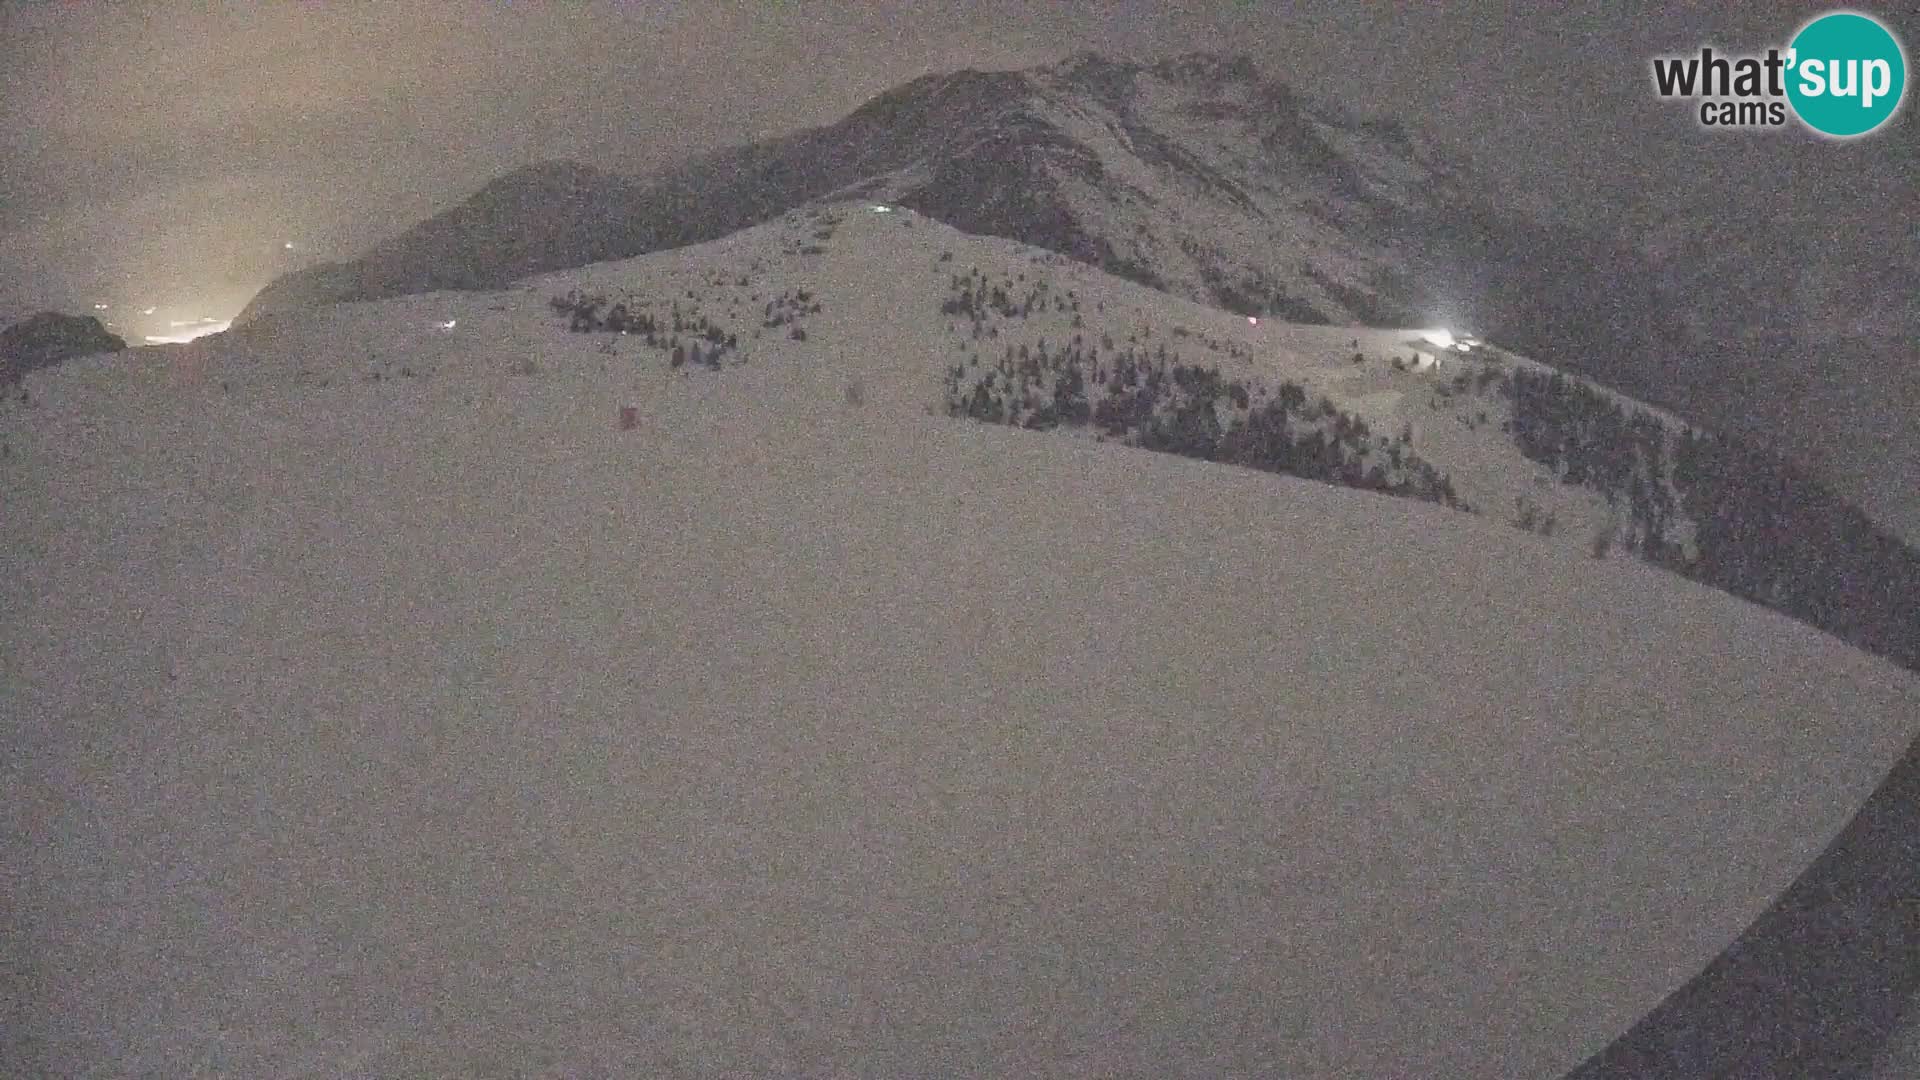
238,52 -> 1570,343
0,311 -> 126,384
240,162 -> 656,315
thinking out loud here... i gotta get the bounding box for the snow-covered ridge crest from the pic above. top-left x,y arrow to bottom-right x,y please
36,200 -> 1920,678
9,198 -> 1920,1079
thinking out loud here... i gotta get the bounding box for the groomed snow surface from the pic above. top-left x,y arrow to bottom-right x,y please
7,207 -> 1920,1077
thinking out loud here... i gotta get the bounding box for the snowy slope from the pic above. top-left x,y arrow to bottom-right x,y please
527,205 -> 1705,570
235,49 -> 1920,572
7,205 -> 1920,1078
32,202 -> 1920,680
206,205 -> 1658,563
233,50 -> 1920,578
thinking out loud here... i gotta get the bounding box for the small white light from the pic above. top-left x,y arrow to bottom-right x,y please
284,241 -> 295,250
437,319 -> 457,330
1248,316 -> 1258,325
1420,328 -> 1455,349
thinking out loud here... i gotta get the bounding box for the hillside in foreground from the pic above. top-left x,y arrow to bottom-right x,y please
6,204 -> 1920,1078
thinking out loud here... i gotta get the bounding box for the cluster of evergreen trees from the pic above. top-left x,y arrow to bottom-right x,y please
940,267 -> 1085,326
1671,429 -> 1920,670
1503,365 -> 1920,670
942,332 -> 1462,509
549,291 -> 740,370
761,289 -> 822,332
1505,368 -> 1679,559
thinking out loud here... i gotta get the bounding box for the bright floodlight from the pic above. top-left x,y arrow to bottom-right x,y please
1248,316 -> 1259,325
1420,328 -> 1456,349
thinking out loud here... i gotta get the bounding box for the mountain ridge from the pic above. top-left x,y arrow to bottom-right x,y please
237,51 -> 1480,327
177,200 -> 1920,679
232,50 -> 1920,551
234,51 -> 1751,475
11,200 -> 1920,1077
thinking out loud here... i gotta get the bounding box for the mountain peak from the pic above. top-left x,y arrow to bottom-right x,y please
236,51 -> 1450,328
1147,51 -> 1261,85
1042,50 -> 1263,95
1041,51 -> 1142,103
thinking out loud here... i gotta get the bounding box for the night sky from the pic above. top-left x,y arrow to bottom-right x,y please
2,2 -> 1912,336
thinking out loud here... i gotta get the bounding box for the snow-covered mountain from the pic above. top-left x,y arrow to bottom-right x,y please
531,204 -> 1920,676
83,198 -> 1920,688
238,53 -> 1629,356
244,49 -> 1920,542
248,50 -> 1896,529
9,202 -> 1920,1076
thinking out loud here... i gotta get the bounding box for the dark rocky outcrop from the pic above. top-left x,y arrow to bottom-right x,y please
0,311 -> 126,383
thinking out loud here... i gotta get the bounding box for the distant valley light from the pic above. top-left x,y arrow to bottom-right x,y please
144,318 -> 231,344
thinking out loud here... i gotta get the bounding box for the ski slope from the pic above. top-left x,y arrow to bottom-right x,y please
6,205 -> 1919,1078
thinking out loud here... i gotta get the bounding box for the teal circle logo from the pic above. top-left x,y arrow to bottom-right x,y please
1786,11 -> 1907,137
